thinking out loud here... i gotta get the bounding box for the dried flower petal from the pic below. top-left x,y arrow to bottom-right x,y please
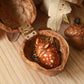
64,0 -> 77,4
41,0 -> 71,31
64,0 -> 83,6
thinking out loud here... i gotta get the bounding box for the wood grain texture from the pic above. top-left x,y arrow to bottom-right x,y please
0,10 -> 84,84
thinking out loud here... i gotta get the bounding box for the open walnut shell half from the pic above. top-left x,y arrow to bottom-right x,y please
0,0 -> 36,33
21,30 -> 69,76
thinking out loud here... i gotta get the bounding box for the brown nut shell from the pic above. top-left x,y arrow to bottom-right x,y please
65,24 -> 84,50
65,24 -> 84,37
20,30 -> 69,76
33,0 -> 42,5
0,0 -> 36,33
0,22 -> 19,33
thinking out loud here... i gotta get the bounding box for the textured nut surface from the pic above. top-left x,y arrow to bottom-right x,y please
33,0 -> 42,5
21,30 -> 69,76
65,24 -> 84,37
0,22 -> 19,33
65,24 -> 84,50
0,0 -> 36,32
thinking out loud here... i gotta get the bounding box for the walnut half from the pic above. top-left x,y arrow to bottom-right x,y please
0,0 -> 36,33
21,30 -> 69,76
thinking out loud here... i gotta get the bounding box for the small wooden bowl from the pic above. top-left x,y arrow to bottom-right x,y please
21,30 -> 69,76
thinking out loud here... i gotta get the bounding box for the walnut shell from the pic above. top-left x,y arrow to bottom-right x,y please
0,0 -> 36,33
65,24 -> 84,50
0,22 -> 19,33
33,0 -> 42,5
20,30 -> 69,76
65,24 -> 84,37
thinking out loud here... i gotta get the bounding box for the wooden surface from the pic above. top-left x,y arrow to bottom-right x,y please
0,10 -> 84,84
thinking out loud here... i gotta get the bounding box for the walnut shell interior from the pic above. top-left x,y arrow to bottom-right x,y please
21,30 -> 69,76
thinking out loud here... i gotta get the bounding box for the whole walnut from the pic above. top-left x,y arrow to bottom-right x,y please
65,24 -> 84,50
